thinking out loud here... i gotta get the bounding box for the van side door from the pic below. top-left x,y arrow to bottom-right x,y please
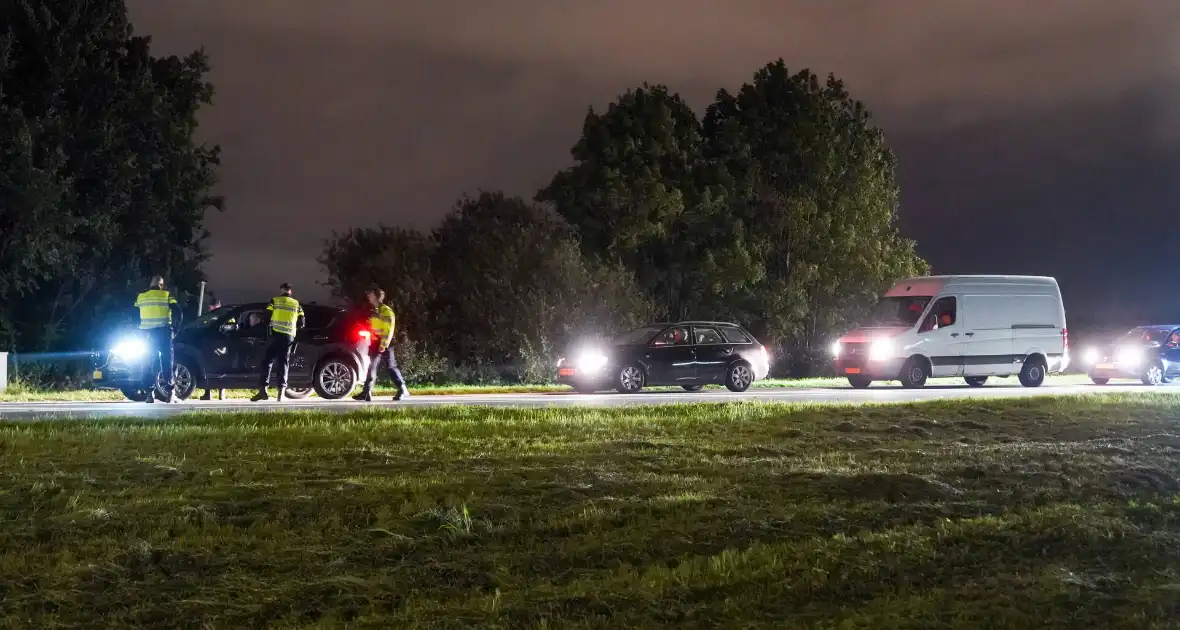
916,296 -> 965,378
961,294 -> 1017,377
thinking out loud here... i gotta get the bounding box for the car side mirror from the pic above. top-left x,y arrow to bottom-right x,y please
219,323 -> 239,334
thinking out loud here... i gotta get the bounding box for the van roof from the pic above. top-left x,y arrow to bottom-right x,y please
886,275 -> 1059,297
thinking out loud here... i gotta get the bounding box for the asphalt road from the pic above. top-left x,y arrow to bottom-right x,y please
0,383 -> 1172,421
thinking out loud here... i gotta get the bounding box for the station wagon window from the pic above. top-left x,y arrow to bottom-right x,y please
719,326 -> 752,344
693,327 -> 725,345
651,326 -> 690,346
920,297 -> 957,332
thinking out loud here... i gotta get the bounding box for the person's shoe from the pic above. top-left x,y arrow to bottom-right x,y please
144,393 -> 155,404
276,391 -> 285,403
168,393 -> 181,404
394,389 -> 409,401
200,391 -> 212,401
352,391 -> 372,402
251,390 -> 269,402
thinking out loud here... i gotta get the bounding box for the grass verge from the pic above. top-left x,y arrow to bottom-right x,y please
1,395 -> 1178,627
0,373 -> 1096,403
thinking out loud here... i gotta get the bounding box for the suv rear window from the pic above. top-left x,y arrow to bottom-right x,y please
719,326 -> 752,344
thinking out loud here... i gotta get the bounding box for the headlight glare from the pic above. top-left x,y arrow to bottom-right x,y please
830,342 -> 842,357
868,339 -> 897,361
1082,347 -> 1100,364
577,350 -> 608,371
111,337 -> 147,360
1117,346 -> 1143,366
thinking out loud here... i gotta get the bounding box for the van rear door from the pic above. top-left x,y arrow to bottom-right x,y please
961,294 -> 1018,377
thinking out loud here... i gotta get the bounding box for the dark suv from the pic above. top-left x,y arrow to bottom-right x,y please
93,303 -> 372,401
557,321 -> 771,393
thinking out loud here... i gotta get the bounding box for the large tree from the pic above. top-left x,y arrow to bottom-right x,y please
0,0 -> 221,351
540,60 -> 928,374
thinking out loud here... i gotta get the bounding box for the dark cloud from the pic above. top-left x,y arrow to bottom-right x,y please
127,1 -> 1180,322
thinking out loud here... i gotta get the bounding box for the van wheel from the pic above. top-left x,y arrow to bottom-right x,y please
1090,377 -> 1109,385
1018,357 -> 1046,388
848,375 -> 872,389
964,376 -> 988,388
899,358 -> 928,389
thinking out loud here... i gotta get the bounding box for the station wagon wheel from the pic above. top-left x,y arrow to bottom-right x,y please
725,362 -> 754,392
616,365 -> 645,393
1142,362 -> 1165,386
314,358 -> 358,399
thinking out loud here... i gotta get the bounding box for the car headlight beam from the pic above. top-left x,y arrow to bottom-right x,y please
1082,347 -> 1100,365
830,342 -> 842,358
1116,346 -> 1143,366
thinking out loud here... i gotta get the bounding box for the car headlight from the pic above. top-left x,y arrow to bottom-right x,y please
577,350 -> 608,371
1117,346 -> 1143,366
830,341 -> 842,358
1082,347 -> 1100,364
869,339 -> 897,361
110,337 -> 147,360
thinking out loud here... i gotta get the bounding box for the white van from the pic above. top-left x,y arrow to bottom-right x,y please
830,275 -> 1069,388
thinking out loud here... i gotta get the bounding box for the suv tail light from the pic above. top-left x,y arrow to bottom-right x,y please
356,328 -> 372,342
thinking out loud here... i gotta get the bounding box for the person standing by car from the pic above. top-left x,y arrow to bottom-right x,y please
134,275 -> 183,403
353,287 -> 409,401
200,299 -> 226,401
251,283 -> 305,402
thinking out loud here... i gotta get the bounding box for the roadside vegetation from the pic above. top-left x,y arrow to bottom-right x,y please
1,395 -> 1178,627
0,374 -> 1099,403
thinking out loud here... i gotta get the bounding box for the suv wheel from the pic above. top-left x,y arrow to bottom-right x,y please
284,387 -> 313,399
314,358 -> 358,399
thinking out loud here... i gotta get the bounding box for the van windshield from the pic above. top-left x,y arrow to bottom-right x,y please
868,296 -> 932,327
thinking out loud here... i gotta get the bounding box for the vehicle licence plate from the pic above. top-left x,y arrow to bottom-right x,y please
845,367 -> 861,375
1095,363 -> 1114,370
92,370 -> 102,379
558,368 -> 575,376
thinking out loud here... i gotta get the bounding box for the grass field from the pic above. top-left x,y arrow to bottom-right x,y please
1,396 -> 1179,627
0,373 -> 1097,402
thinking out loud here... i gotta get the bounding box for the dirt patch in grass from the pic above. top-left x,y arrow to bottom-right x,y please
0,394 -> 1179,627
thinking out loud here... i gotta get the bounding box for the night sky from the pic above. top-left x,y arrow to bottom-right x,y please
126,1 -> 1180,325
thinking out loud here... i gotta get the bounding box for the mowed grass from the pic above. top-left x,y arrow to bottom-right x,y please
2,397 -> 1180,627
0,373 -> 1097,402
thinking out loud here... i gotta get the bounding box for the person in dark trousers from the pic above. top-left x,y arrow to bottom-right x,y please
353,287 -> 409,401
252,283 -> 305,402
200,299 -> 225,401
133,275 -> 183,403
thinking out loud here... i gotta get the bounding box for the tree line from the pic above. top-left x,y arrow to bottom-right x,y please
0,0 -> 928,383
322,69 -> 928,378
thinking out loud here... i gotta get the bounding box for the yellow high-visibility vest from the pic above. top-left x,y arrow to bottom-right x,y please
368,304 -> 395,349
267,295 -> 304,338
135,289 -> 177,330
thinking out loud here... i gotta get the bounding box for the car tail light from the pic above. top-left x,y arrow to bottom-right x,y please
1063,327 -> 1069,351
356,328 -> 371,342
760,345 -> 770,362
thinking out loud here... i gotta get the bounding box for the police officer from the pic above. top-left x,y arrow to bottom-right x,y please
252,283 -> 305,402
200,299 -> 225,401
353,287 -> 409,401
134,275 -> 183,403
